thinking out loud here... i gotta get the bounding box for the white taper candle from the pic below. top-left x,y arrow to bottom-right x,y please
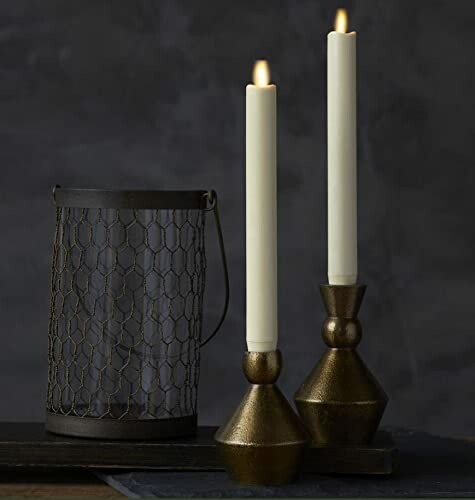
328,9 -> 358,285
246,60 -> 278,353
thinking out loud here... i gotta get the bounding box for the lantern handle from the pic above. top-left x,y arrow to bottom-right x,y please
200,190 -> 230,347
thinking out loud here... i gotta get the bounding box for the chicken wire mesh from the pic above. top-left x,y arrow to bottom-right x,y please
46,189 -> 228,439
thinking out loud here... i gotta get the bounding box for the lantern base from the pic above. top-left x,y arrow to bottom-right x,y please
215,350 -> 307,485
45,412 -> 197,440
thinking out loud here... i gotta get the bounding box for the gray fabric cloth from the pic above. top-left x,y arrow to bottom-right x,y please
98,428 -> 475,498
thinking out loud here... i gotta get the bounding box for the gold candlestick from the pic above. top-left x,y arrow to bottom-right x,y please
295,285 -> 387,446
215,350 -> 307,485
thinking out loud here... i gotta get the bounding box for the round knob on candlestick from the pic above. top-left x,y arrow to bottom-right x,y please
320,284 -> 365,348
243,350 -> 281,384
322,317 -> 361,348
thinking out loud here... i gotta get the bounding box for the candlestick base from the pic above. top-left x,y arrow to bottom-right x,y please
215,350 -> 307,485
295,285 -> 388,446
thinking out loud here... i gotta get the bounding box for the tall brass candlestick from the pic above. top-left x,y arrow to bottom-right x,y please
295,285 -> 387,446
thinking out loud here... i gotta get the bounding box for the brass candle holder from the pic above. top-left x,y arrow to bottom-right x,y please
295,284 -> 388,446
215,350 -> 307,485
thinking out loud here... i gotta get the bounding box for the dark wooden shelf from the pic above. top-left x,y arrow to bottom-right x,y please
0,423 -> 395,475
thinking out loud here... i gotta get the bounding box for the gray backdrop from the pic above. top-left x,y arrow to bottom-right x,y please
1,0 -> 474,437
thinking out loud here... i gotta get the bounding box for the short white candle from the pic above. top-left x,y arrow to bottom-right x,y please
328,9 -> 358,285
246,60 -> 278,353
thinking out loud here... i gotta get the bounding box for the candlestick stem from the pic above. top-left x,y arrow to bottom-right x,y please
295,285 -> 387,446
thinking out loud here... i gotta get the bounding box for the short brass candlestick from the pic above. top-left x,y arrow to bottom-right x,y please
215,350 -> 307,485
295,285 -> 388,446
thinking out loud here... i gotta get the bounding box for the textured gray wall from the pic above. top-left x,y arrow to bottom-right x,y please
1,0 -> 474,436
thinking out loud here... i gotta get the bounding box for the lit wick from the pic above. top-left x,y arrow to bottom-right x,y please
334,8 -> 348,33
253,60 -> 271,87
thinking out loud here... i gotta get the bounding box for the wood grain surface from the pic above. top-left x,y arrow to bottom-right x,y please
0,469 -> 123,497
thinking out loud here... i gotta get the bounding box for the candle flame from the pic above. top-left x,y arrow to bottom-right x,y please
252,60 -> 271,87
334,8 -> 348,33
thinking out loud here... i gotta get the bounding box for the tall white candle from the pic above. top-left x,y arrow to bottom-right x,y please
328,9 -> 358,285
246,60 -> 278,353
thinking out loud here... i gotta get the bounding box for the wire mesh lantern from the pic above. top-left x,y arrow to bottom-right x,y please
46,188 -> 228,439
